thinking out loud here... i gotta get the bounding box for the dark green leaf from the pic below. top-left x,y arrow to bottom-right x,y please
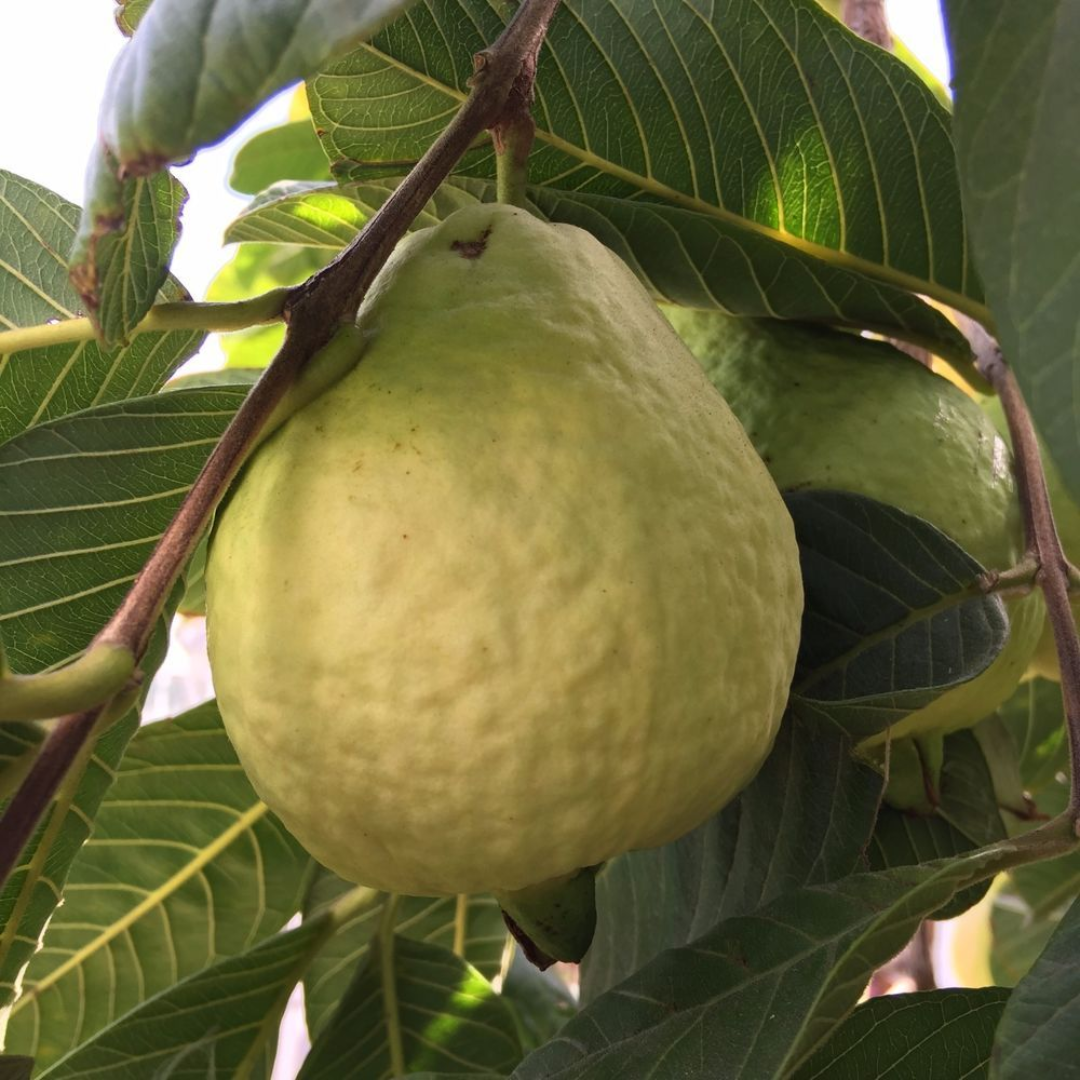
794,988 -> 1009,1080
0,170 -> 202,443
990,883 -> 1064,988
580,714 -> 882,1000
70,146 -> 187,344
788,491 -> 1008,738
100,0 -> 417,171
943,2 -> 1080,503
230,120 -> 333,194
869,730 -> 1006,919
0,386 -> 246,675
36,915 -> 332,1079
304,869 -> 506,1037
228,176 -> 970,364
299,935 -> 522,1079
501,950 -> 576,1053
997,678 -> 1069,799
514,835 -> 1055,1080
5,701 -> 312,1071
994,894 -> 1080,1077
313,0 -> 979,308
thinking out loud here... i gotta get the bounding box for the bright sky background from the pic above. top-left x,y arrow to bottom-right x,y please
0,0 -> 952,354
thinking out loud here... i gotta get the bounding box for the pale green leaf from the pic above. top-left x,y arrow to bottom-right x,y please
312,0 -> 980,313
228,178 -> 970,361
299,935 -> 522,1079
304,870 -> 506,1038
36,916 -> 331,1079
0,170 -> 202,443
70,146 -> 187,344
5,701 -> 312,1071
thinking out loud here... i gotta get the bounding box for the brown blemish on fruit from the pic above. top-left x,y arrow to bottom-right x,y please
451,226 -> 492,260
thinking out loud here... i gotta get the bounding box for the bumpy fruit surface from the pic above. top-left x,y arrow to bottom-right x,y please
665,310 -> 1044,747
206,205 -> 803,896
982,395 -> 1080,681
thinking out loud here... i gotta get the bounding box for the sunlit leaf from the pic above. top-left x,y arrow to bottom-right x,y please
5,702 -> 311,1071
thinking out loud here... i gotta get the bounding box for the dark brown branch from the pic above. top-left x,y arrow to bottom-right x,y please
841,0 -> 892,50
976,344 -> 1080,820
0,0 -> 563,889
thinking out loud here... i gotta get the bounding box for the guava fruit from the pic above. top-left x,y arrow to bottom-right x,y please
206,204 -> 803,899
981,394 -> 1080,681
664,309 -> 1044,748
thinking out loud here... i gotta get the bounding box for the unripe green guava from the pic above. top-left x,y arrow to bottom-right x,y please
206,205 -> 803,897
664,309 -> 1044,747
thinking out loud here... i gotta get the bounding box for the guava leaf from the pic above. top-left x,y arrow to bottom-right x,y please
35,915 -> 331,1079
0,170 -> 203,443
0,716 -> 139,1019
0,724 -> 41,804
500,950 -> 576,1053
230,119 -> 333,195
792,988 -> 1009,1080
943,1 -> 1080,505
993,895 -> 1080,1078
303,870 -> 506,1038
0,386 -> 246,675
997,677 -> 1070,799
310,0 -> 981,313
298,935 -> 523,1079
513,833 -> 1069,1080
115,0 -> 152,35
99,0 -> 416,172
787,491 -> 1009,739
0,391 -> 243,1019
69,145 -> 187,345
4,701 -> 311,1072
227,177 -> 971,366
580,714 -> 883,1001
868,730 -> 1006,920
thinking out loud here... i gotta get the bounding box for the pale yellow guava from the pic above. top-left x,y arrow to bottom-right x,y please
664,309 -> 1044,748
206,205 -> 803,897
981,394 -> 1080,681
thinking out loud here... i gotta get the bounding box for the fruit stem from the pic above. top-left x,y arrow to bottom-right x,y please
493,61 -> 537,208
0,290 -> 289,355
975,343 -> 1080,823
0,0 -> 564,892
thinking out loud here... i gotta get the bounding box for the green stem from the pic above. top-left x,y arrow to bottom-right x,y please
379,894 -> 406,1078
0,289 -> 289,355
0,643 -> 136,722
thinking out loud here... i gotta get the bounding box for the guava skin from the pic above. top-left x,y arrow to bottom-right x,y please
666,309 -> 1044,747
206,205 -> 803,897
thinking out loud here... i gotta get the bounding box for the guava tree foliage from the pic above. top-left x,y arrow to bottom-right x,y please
0,0 -> 1078,1077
